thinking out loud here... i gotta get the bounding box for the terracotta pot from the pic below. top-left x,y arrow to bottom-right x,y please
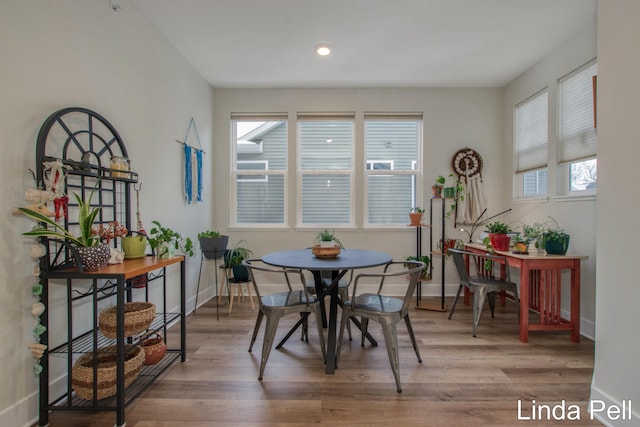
409,212 -> 423,226
489,233 -> 510,251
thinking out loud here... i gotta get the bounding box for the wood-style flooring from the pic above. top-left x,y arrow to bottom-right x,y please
40,296 -> 597,426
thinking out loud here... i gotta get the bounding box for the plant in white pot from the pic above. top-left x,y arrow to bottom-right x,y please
147,220 -> 194,259
18,191 -> 111,271
312,229 -> 344,258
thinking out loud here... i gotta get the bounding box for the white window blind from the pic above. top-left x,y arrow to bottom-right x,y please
559,60 -> 597,164
515,90 -> 548,173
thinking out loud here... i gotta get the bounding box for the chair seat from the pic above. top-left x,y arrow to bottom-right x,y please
261,290 -> 317,308
468,275 -> 518,291
346,294 -> 403,314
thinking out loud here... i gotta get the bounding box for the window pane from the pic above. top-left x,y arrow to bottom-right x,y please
237,175 -> 284,223
515,91 -> 548,173
365,119 -> 421,224
368,175 -> 416,223
233,119 -> 287,225
301,175 -> 351,224
570,159 -> 597,191
522,169 -> 547,196
299,121 -> 352,170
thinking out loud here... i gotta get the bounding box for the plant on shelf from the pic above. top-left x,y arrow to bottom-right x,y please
147,220 -> 194,258
541,217 -> 570,255
224,240 -> 254,281
409,207 -> 425,226
432,175 -> 446,197
18,190 -> 112,271
314,229 -> 344,248
197,230 -> 229,260
518,222 -> 545,253
485,221 -> 512,251
405,255 -> 430,279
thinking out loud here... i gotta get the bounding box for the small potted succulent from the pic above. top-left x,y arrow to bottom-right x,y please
312,229 -> 343,258
432,175 -> 446,197
409,207 -> 425,226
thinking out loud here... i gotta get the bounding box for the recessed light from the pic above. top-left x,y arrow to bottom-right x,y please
316,44 -> 332,56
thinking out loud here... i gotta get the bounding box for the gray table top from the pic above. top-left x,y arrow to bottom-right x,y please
262,248 -> 392,271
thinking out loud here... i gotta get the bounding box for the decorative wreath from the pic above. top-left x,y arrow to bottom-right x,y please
452,148 -> 483,178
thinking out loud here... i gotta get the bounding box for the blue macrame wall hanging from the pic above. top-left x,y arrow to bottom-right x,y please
177,117 -> 205,204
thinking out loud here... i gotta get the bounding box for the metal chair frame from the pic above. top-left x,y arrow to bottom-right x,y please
337,260 -> 425,393
244,259 -> 327,381
448,248 -> 520,337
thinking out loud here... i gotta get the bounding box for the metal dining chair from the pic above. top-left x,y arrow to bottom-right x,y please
448,248 -> 520,337
337,260 -> 425,393
243,259 -> 326,381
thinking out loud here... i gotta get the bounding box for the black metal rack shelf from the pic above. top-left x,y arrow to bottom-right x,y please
33,108 -> 186,427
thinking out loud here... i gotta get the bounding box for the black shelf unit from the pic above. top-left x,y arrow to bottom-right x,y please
33,108 -> 186,427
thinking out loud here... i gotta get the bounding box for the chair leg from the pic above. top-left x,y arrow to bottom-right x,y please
246,282 -> 255,310
228,283 -> 236,314
339,288 -> 352,340
360,317 -> 369,347
258,312 -> 282,381
248,310 -> 264,352
472,286 -> 489,337
380,319 -> 402,393
448,284 -> 464,320
488,291 -> 496,318
336,307 -> 349,366
403,314 -> 422,363
313,304 -> 327,363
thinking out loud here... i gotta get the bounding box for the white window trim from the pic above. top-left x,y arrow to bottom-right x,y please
237,160 -> 268,182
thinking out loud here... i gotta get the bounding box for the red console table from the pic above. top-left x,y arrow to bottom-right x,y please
464,243 -> 586,343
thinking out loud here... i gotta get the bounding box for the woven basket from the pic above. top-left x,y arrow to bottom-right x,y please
72,344 -> 145,400
99,302 -> 155,339
141,333 -> 167,365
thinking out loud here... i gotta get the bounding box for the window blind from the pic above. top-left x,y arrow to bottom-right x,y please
559,60 -> 597,164
515,90 -> 548,173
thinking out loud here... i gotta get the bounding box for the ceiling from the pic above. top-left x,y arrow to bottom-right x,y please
130,0 -> 597,89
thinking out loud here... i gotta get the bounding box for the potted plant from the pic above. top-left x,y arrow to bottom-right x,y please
432,175 -> 445,197
405,255 -> 430,279
312,229 -> 343,258
437,237 -> 464,256
485,221 -> 512,251
542,218 -> 570,255
197,230 -> 229,260
511,234 -> 529,254
521,222 -> 545,253
18,191 -> 111,271
121,232 -> 148,259
147,220 -> 194,259
409,207 -> 425,226
224,240 -> 253,281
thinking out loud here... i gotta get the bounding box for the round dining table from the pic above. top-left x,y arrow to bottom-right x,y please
262,248 -> 392,374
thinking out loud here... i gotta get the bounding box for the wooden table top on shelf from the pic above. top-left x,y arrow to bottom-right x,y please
465,242 -> 587,261
49,255 -> 185,279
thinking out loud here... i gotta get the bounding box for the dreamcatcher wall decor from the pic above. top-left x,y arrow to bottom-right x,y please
451,148 -> 487,224
176,117 -> 205,204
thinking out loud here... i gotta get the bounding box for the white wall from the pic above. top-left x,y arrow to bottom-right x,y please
0,1 -> 214,426
591,1 -> 640,425
503,23 -> 598,339
212,87 -> 503,296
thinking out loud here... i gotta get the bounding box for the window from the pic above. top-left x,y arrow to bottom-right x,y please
231,115 -> 287,225
297,113 -> 355,225
559,60 -> 597,192
364,114 -> 422,225
515,90 -> 548,197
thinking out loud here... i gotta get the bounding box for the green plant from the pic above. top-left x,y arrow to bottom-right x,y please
541,217 -> 569,242
19,190 -> 102,247
225,240 -> 253,266
148,220 -> 194,257
405,255 -> 430,277
485,221 -> 512,234
443,173 -> 464,220
314,229 -> 344,248
197,230 -> 221,238
410,207 -> 425,213
434,175 -> 446,186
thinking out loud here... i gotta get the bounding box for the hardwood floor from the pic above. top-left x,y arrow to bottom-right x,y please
41,296 -> 597,426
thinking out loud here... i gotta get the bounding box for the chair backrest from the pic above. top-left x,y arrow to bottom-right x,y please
448,248 -> 511,283
242,258 -> 312,304
351,260 -> 424,315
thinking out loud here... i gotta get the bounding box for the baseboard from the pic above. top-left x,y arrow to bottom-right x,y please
0,390 -> 39,427
589,387 -> 638,426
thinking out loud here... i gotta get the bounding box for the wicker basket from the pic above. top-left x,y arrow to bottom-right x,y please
72,344 -> 145,400
141,333 -> 167,365
99,302 -> 155,339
